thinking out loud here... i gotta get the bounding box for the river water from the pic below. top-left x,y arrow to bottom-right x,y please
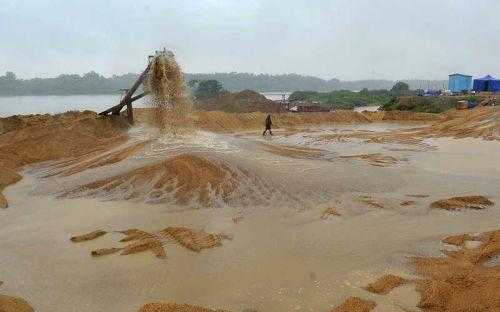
0,93 -> 292,117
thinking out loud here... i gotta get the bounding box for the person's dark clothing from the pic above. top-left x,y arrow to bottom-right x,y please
263,114 -> 273,136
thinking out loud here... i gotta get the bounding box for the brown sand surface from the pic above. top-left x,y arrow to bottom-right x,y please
138,302 -> 229,312
0,295 -> 34,312
331,297 -> 376,312
363,274 -> 407,295
411,229 -> 500,311
430,195 -> 494,211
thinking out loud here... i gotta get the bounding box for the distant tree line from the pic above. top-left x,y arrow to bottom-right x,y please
288,82 -> 412,109
0,70 -> 446,96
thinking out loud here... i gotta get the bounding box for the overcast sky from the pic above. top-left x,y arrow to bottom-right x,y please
1,0 -> 499,80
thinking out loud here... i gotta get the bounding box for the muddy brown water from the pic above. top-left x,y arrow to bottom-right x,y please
0,123 -> 499,312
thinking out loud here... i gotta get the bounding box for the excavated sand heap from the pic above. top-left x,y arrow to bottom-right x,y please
64,154 -> 261,207
146,52 -> 192,133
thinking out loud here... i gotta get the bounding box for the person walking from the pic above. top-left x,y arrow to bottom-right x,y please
262,114 -> 273,136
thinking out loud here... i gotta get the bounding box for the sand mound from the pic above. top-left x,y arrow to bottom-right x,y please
70,230 -> 107,242
0,295 -> 34,312
331,297 -> 376,312
339,154 -> 398,167
418,107 -> 499,141
430,195 -> 494,211
411,229 -> 500,311
67,154 -> 242,207
197,89 -> 284,113
0,111 -> 127,170
364,274 -> 407,295
138,303 -> 229,312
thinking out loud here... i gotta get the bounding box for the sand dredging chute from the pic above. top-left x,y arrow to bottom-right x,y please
99,49 -> 186,126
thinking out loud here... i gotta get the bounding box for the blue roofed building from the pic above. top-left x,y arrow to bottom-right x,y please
472,75 -> 500,92
448,73 -> 472,93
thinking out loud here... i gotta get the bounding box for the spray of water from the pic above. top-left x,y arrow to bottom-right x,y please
146,50 -> 192,134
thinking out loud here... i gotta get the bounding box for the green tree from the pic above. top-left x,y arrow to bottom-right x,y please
5,71 -> 16,82
194,80 -> 223,99
391,82 -> 410,95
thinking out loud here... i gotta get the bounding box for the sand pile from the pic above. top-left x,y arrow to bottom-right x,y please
138,303 -> 229,312
364,274 -> 407,295
417,106 -> 499,141
331,297 -> 376,312
411,229 -> 500,311
0,111 -> 127,207
146,52 -> 192,133
197,89 -> 284,113
0,111 -> 127,170
66,154 -> 244,207
430,195 -> 494,211
0,295 -> 34,312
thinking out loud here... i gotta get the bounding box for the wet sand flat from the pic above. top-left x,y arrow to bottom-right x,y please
0,118 -> 499,311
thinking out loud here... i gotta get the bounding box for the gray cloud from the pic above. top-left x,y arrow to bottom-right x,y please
1,0 -> 499,80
